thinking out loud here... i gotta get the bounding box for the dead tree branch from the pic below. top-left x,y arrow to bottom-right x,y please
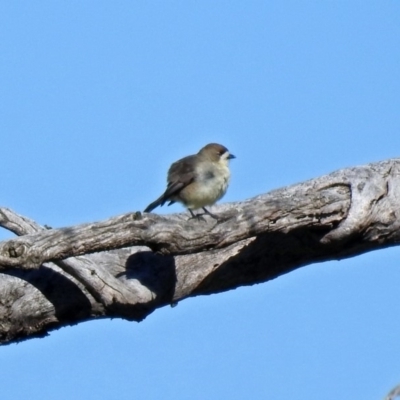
0,158 -> 399,344
384,384 -> 400,400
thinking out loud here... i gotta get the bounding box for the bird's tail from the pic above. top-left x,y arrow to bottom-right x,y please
144,195 -> 165,213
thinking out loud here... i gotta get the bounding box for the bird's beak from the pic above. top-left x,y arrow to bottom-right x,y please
228,153 -> 236,159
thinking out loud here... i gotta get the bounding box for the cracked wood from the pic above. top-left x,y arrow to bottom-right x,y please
0,158 -> 400,344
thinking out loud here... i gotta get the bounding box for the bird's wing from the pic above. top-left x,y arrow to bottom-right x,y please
162,155 -> 196,200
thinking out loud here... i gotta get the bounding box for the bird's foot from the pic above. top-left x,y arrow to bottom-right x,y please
187,208 -> 221,222
188,212 -> 207,222
201,207 -> 219,220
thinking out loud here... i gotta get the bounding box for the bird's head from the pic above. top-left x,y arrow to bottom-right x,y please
198,143 -> 236,165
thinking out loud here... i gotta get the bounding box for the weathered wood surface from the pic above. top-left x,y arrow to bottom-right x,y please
0,158 -> 399,344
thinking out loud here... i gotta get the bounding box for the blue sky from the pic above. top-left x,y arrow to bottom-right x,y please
1,2 -> 400,399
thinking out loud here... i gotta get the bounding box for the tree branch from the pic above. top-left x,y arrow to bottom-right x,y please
0,170 -> 350,268
0,158 -> 399,344
384,384 -> 400,400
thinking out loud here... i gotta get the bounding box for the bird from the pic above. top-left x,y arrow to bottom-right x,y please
144,143 -> 235,220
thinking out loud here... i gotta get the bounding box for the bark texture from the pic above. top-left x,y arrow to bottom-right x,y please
0,158 -> 399,344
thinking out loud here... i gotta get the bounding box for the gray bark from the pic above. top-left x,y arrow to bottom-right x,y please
0,158 -> 399,344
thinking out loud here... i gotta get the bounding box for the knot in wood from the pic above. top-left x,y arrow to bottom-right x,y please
6,242 -> 26,258
133,212 -> 142,220
26,253 -> 43,269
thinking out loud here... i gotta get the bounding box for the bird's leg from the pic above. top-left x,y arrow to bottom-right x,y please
188,209 -> 206,222
189,209 -> 197,218
202,207 -> 219,220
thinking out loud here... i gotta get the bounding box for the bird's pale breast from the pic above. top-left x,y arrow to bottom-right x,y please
181,161 -> 230,209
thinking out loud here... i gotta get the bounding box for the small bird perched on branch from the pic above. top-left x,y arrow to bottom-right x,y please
144,143 -> 235,220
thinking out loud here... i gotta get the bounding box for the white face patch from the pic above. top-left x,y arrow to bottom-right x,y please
220,151 -> 231,166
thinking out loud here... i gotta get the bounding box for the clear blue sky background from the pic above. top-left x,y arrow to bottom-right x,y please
1,2 -> 400,399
